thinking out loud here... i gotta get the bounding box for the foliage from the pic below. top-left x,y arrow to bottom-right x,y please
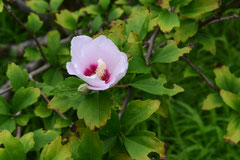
0,0 -> 240,159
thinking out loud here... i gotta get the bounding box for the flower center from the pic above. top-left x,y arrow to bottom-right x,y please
96,59 -> 106,79
83,59 -> 110,83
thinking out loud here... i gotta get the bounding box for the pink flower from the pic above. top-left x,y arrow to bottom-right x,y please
66,35 -> 128,90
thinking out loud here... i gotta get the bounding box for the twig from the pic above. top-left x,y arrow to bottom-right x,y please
145,27 -> 160,66
41,92 -> 67,120
203,14 -> 240,26
3,5 -> 48,62
200,0 -> 240,27
28,68 -> 67,120
181,55 -> 220,92
112,84 -> 129,89
0,63 -> 50,96
118,87 -> 133,118
16,125 -> 21,138
0,87 -> 12,95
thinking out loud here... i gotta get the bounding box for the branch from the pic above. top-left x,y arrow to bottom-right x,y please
3,5 -> 48,62
0,63 -> 50,96
181,55 -> 220,92
145,27 -> 160,66
16,125 -> 21,138
203,14 -> 240,26
118,87 -> 133,119
200,0 -> 240,27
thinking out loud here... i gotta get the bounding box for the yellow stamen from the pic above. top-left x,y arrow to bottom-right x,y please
96,58 -> 106,79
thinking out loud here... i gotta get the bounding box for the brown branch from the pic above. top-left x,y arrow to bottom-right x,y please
16,125 -> 21,138
0,63 -> 50,96
3,5 -> 48,62
118,87 -> 133,119
181,55 -> 220,92
203,14 -> 240,26
200,0 -> 240,27
28,70 -> 67,120
145,27 -> 160,66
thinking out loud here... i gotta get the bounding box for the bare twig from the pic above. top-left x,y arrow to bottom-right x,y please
0,63 -> 50,96
200,0 -> 240,27
145,27 -> 160,65
3,5 -> 48,62
0,87 -> 12,95
16,125 -> 21,138
118,87 -> 133,119
181,55 -> 220,92
203,14 -> 240,26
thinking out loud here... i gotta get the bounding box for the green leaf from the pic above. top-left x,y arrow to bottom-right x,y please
224,114 -> 240,144
50,0 -> 63,12
123,131 -> 166,160
43,69 -> 63,86
121,100 -> 160,130
0,96 -> 9,115
40,137 -> 72,160
0,130 -> 26,160
50,77 -> 84,97
131,74 -> 184,96
6,63 -> 29,91
26,0 -> 49,14
103,136 -> 117,154
126,32 -> 150,74
12,87 -> 41,113
180,0 -> 220,18
91,15 -> 103,33
19,132 -> 35,153
53,117 -> 71,129
173,19 -> 198,43
157,10 -> 180,32
128,56 -> 150,74
106,21 -> 127,49
15,114 -> 30,126
0,0 -> 4,13
26,13 -> 43,33
126,7 -> 150,40
34,103 -> 52,118
152,40 -> 191,63
220,90 -> 240,112
33,129 -> 60,151
70,136 -> 81,160
56,9 -> 78,31
78,128 -> 104,160
202,93 -> 223,110
80,5 -> 103,16
100,0 -> 110,10
48,96 -> 76,113
24,47 -> 41,61
0,115 -> 16,132
77,92 -> 113,130
197,31 -> 216,55
158,0 -> 170,9
100,110 -> 120,137
214,66 -> 240,93
46,30 -> 61,66
170,0 -> 192,7
108,7 -> 124,21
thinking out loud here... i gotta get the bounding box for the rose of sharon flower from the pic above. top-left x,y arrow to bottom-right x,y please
66,35 -> 128,90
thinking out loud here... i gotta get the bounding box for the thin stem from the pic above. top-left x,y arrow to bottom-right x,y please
118,87 -> 133,119
16,125 -> 21,138
200,0 -> 240,27
0,63 -> 50,96
3,5 -> 48,62
204,14 -> 240,26
145,27 -> 160,66
0,87 -> 12,95
181,55 -> 220,92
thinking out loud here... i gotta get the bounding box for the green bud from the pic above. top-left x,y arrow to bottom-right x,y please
78,84 -> 89,95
